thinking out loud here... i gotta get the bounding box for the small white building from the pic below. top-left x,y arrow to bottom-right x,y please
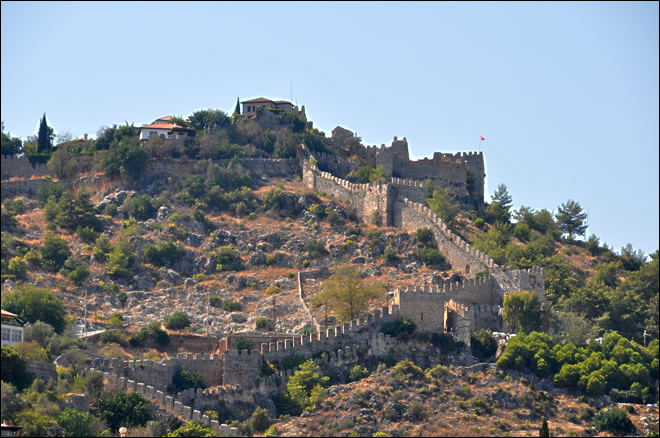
138,116 -> 195,140
1,309 -> 24,346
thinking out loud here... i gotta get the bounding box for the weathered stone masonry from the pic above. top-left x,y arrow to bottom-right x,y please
303,155 -> 546,345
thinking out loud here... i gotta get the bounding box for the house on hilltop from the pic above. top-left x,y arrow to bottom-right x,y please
138,116 -> 195,140
1,309 -> 24,346
241,97 -> 295,117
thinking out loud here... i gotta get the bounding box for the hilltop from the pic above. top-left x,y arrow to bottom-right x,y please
1,105 -> 658,437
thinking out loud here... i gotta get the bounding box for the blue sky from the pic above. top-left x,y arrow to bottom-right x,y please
2,1 -> 658,257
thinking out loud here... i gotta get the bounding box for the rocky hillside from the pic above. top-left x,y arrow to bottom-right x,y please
2,175 -> 469,344
272,362 -> 659,437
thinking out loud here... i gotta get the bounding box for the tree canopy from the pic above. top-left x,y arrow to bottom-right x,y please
312,265 -> 386,323
37,113 -> 54,153
503,290 -> 542,334
1,122 -> 23,156
1,284 -> 68,333
188,109 -> 231,132
97,391 -> 151,432
555,199 -> 587,239
486,184 -> 513,223
427,187 -> 460,227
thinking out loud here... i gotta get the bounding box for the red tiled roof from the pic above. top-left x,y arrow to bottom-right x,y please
140,123 -> 193,131
140,123 -> 177,130
241,97 -> 274,104
156,116 -> 173,121
1,309 -> 19,317
274,100 -> 292,105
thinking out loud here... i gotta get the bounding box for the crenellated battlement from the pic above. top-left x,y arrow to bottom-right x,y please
259,304 -> 399,360
399,197 -> 498,273
389,177 -> 426,188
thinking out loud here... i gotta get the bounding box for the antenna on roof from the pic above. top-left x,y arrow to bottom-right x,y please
291,83 -> 293,104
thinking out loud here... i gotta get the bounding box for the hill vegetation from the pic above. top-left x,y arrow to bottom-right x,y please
1,107 -> 658,436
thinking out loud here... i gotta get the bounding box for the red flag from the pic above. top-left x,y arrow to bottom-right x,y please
480,136 -> 485,141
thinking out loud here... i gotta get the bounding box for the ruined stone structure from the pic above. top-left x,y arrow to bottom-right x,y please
84,328 -> 397,426
302,151 -> 546,346
328,129 -> 486,208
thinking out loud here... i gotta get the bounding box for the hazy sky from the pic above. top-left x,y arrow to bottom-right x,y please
2,1 -> 658,257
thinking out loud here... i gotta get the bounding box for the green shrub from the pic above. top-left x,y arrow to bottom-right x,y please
221,300 -> 242,312
381,316 -> 416,338
108,312 -> 123,330
249,407 -> 271,433
143,241 -> 186,267
369,210 -> 382,226
209,295 -> 222,308
7,257 -> 27,279
216,245 -> 243,271
474,217 -> 486,229
427,364 -> 449,379
100,330 -> 127,346
102,203 -> 118,216
392,359 -> 425,379
281,353 -> 307,370
56,407 -> 96,437
348,364 -> 370,382
308,203 -> 325,218
231,336 -> 255,352
164,311 -> 191,331
170,366 -> 205,393
45,190 -> 101,230
471,329 -> 498,362
1,345 -> 32,389
76,226 -> 97,242
594,406 -> 635,435
61,258 -> 90,284
255,317 -> 273,330
168,421 -> 215,437
40,233 -> 71,271
303,239 -> 328,258
415,227 -> 435,247
266,285 -> 281,295
471,396 -> 493,415
93,233 -> 112,262
416,247 -> 445,267
410,401 -> 425,420
382,247 -> 400,263
129,322 -> 169,347
326,209 -> 343,225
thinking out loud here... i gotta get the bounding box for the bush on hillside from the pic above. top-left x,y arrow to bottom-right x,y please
594,406 -> 635,435
164,311 -> 191,331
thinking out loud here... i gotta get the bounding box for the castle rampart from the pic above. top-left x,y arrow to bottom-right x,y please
1,155 -> 50,180
259,305 -> 399,362
396,198 -> 493,277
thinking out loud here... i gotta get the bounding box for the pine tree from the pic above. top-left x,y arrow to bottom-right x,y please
37,113 -> 52,153
555,199 -> 587,240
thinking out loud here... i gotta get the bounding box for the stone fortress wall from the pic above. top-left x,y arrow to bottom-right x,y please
302,149 -> 545,346
84,327 -> 396,428
328,131 -> 486,207
1,155 -> 50,180
9,122 -> 540,425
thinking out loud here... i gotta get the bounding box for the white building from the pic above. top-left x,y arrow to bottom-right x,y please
1,309 -> 24,346
138,116 -> 195,140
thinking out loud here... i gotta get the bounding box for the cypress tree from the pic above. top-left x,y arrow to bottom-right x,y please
37,113 -> 51,153
234,97 -> 241,116
539,418 -> 550,437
